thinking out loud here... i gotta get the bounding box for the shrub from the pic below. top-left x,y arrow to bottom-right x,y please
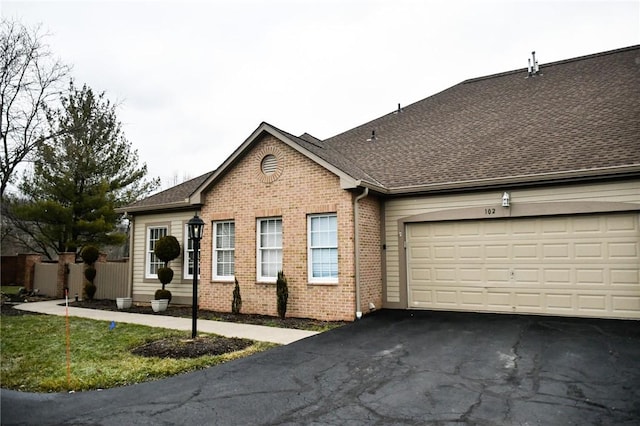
154,289 -> 172,302
153,236 -> 181,300
84,266 -> 97,283
80,245 -> 100,264
154,236 -> 181,265
232,278 -> 242,314
84,283 -> 97,300
157,267 -> 174,286
81,246 -> 100,300
276,270 -> 288,319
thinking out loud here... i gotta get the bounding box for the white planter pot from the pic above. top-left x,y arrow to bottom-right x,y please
151,299 -> 169,312
116,297 -> 132,310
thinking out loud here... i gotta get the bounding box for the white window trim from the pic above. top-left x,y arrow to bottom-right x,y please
212,220 -> 235,281
145,225 -> 168,279
183,224 -> 197,280
256,217 -> 282,283
307,214 -> 339,284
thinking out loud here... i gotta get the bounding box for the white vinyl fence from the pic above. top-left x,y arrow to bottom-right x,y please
68,262 -> 130,300
33,263 -> 58,297
31,261 -> 130,300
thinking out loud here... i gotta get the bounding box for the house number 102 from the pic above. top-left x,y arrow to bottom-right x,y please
485,208 -> 496,215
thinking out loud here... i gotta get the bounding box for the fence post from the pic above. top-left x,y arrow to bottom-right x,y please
17,254 -> 42,291
57,253 -> 76,298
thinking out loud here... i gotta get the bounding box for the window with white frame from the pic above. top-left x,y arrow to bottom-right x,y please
183,224 -> 200,280
257,217 -> 282,282
213,221 -> 235,280
146,226 -> 168,278
308,214 -> 338,283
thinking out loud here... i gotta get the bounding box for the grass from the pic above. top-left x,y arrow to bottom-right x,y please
1,314 -> 275,393
1,285 -> 21,295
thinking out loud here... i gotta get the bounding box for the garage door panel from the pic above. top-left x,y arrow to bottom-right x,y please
407,212 -> 640,319
611,268 -> 640,286
575,243 -> 604,259
609,242 -> 638,258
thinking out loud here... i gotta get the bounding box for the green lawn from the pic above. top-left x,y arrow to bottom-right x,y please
1,285 -> 21,295
1,314 -> 273,392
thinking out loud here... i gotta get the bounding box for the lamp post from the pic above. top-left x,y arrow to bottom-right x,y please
187,213 -> 205,339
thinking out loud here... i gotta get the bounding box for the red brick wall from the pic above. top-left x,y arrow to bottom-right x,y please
198,134 -> 358,321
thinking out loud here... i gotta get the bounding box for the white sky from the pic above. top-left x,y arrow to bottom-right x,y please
3,0 -> 639,190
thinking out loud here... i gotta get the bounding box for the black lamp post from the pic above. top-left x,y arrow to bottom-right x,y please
187,213 -> 205,339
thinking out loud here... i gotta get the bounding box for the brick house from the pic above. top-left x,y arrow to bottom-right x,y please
122,45 -> 640,321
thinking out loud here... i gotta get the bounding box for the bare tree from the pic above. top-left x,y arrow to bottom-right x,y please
0,19 -> 70,199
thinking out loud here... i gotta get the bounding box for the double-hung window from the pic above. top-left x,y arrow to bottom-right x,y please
183,224 -> 201,280
308,214 -> 338,283
146,226 -> 167,279
257,217 -> 282,282
213,221 -> 235,280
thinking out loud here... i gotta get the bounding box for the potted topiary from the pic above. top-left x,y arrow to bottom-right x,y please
152,235 -> 181,311
80,245 -> 100,301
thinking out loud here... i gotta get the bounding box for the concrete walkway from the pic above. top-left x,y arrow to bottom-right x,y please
14,300 -> 318,345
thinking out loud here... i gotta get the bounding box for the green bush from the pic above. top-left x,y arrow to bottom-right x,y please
84,266 -> 97,283
232,278 -> 242,314
154,236 -> 181,264
157,267 -> 174,286
154,289 -> 172,302
84,283 -> 97,300
80,245 -> 100,264
276,270 -> 288,319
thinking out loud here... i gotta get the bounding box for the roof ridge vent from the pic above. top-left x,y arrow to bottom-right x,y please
527,51 -> 541,77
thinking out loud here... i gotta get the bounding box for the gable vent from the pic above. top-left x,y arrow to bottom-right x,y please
261,154 -> 278,175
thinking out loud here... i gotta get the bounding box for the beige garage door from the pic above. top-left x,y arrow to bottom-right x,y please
406,212 -> 640,318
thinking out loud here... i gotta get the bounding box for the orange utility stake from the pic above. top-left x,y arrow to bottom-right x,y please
65,289 -> 71,389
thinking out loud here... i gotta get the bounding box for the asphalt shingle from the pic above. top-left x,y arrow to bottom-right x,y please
322,45 -> 640,190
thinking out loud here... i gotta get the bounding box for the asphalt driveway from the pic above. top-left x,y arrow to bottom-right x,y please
2,310 -> 639,425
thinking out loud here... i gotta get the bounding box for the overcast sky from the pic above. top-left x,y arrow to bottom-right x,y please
3,0 -> 639,190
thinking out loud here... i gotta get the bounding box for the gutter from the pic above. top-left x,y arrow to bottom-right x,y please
353,186 -> 369,320
384,165 -> 640,195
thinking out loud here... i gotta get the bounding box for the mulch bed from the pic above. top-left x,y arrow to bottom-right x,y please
68,299 -> 347,331
131,336 -> 253,359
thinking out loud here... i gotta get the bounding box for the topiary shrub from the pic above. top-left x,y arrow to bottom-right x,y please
84,282 -> 97,300
80,245 -> 100,264
84,266 -> 97,282
81,246 -> 100,301
154,288 -> 172,302
157,267 -> 174,286
276,270 -> 288,319
232,277 -> 242,314
153,235 -> 181,301
154,236 -> 181,266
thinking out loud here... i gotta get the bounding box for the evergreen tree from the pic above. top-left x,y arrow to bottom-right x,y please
10,82 -> 159,256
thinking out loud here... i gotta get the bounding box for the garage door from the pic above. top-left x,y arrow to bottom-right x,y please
406,212 -> 640,318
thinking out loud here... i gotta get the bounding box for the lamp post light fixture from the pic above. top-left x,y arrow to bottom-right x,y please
187,213 -> 205,339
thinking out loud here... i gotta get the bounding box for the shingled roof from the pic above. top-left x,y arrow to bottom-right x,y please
123,170 -> 214,213
322,45 -> 640,193
128,45 -> 639,212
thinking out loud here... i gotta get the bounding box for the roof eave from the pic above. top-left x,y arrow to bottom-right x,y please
385,164 -> 640,196
116,200 -> 201,215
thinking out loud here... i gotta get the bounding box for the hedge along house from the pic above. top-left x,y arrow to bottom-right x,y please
122,45 -> 640,321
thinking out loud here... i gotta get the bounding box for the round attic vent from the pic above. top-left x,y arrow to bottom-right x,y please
256,147 -> 284,183
261,154 -> 278,175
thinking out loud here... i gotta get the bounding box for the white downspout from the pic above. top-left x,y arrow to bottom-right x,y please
353,187 -> 369,319
127,217 -> 134,298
